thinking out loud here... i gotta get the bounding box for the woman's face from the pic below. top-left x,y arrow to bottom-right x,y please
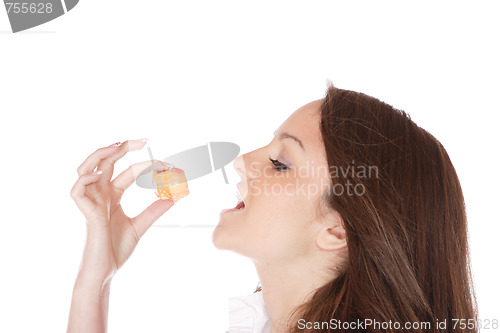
212,99 -> 335,264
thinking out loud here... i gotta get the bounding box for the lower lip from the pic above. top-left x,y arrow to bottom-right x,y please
220,202 -> 246,215
220,207 -> 243,214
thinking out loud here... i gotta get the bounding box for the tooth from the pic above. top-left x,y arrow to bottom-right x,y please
235,190 -> 244,204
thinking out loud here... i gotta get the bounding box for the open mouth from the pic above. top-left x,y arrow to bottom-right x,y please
221,189 -> 246,214
234,199 -> 245,210
235,189 -> 246,209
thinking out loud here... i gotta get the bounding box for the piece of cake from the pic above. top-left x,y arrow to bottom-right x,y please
152,167 -> 189,202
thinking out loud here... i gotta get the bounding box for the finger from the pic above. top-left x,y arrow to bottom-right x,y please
70,171 -> 103,214
132,199 -> 175,238
112,160 -> 170,191
77,144 -> 123,176
97,139 -> 149,183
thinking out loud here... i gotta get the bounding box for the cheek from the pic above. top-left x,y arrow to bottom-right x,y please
248,178 -> 305,228
260,175 -> 320,221
243,186 -> 316,260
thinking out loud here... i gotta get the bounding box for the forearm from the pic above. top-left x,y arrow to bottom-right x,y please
67,226 -> 116,333
67,272 -> 112,333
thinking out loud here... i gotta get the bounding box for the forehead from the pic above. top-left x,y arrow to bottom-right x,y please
277,99 -> 324,154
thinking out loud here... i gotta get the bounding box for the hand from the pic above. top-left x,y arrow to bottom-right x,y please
70,139 -> 174,281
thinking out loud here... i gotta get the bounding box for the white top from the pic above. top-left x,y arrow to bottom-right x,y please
227,291 -> 271,333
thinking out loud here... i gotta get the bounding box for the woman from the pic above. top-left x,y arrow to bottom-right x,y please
67,84 -> 477,332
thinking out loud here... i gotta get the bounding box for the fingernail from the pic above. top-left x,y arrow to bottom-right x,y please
128,138 -> 149,150
91,170 -> 103,175
135,138 -> 149,143
108,142 -> 121,147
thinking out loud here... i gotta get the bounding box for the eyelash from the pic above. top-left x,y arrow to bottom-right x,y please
269,157 -> 289,171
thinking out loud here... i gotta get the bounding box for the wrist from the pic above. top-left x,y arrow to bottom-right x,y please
73,269 -> 113,297
80,225 -> 117,276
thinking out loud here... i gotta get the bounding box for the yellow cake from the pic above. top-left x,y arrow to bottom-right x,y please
152,167 -> 189,201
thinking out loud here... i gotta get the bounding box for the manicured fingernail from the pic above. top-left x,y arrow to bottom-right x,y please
91,170 -> 103,175
128,138 -> 149,150
108,142 -> 121,147
135,138 -> 149,143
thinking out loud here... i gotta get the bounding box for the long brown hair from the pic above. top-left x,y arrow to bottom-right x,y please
288,84 -> 477,332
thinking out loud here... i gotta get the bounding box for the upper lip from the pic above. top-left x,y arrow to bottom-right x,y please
236,183 -> 247,207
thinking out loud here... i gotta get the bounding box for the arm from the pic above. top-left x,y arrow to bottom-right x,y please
68,273 -> 111,333
66,140 -> 175,332
67,225 -> 115,333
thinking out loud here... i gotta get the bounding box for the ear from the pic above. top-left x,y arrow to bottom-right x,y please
316,215 -> 347,251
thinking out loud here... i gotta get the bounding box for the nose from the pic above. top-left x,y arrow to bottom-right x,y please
233,155 -> 246,179
233,154 -> 249,200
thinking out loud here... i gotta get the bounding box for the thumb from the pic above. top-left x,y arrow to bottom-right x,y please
132,199 -> 175,238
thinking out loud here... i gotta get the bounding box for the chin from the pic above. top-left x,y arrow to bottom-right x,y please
211,230 -> 224,250
211,224 -> 231,250
212,210 -> 242,250
211,225 -> 248,256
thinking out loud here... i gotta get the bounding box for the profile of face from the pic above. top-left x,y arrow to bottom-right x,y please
212,100 -> 347,266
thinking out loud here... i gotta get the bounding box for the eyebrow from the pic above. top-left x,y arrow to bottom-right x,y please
273,130 -> 305,151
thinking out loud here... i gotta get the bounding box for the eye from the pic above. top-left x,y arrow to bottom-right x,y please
269,157 -> 289,171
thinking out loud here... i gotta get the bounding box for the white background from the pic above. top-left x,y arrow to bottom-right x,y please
1,1 -> 499,332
